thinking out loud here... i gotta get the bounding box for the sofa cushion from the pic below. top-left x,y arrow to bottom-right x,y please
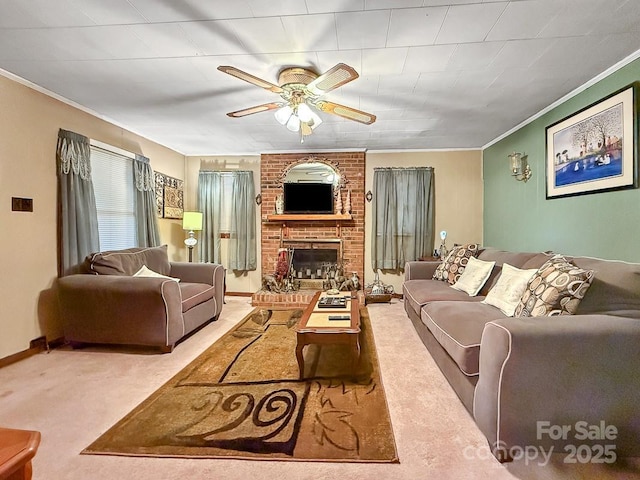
482,263 -> 538,316
421,301 -> 506,376
180,283 -> 216,313
87,245 -> 171,276
403,279 -> 484,314
570,256 -> 640,318
514,255 -> 595,317
432,243 -> 480,284
477,248 -> 546,269
451,257 -> 495,296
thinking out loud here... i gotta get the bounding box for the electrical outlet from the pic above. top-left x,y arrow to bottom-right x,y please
12,197 -> 33,212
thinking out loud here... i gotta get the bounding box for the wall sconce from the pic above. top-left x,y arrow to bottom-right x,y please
365,190 -> 373,202
509,152 -> 532,182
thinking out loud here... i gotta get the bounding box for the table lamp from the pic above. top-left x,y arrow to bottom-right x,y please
182,211 -> 203,262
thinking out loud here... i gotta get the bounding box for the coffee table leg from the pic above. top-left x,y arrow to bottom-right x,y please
296,342 -> 305,379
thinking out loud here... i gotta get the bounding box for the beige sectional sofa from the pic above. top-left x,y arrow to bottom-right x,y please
403,247 -> 640,461
57,245 -> 224,353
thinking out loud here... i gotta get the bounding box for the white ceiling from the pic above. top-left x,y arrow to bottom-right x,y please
1,0 -> 639,155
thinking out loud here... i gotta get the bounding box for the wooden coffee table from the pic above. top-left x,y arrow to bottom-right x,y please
295,291 -> 361,379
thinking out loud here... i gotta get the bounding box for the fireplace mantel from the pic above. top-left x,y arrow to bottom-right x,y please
265,213 -> 352,222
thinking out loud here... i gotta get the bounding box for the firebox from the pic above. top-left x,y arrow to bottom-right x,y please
290,248 -> 338,280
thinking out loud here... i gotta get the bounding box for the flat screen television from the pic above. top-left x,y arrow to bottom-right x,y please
283,182 -> 333,214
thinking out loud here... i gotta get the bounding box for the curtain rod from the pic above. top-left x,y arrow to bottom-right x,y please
373,166 -> 433,171
199,170 -> 253,175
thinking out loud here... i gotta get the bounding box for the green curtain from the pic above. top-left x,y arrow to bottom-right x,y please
371,167 -> 435,270
133,154 -> 161,247
198,171 -> 223,263
56,129 -> 100,276
229,171 -> 257,271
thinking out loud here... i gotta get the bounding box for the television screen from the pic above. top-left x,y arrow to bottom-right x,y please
283,182 -> 334,214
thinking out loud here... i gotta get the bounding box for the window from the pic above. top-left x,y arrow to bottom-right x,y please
90,144 -> 137,251
219,174 -> 234,233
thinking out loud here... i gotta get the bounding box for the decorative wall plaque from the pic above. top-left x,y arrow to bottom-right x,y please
154,172 -> 184,219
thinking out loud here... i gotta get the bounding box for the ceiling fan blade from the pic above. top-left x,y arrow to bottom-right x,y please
218,66 -> 284,94
307,63 -> 358,95
316,101 -> 376,125
226,102 -> 284,118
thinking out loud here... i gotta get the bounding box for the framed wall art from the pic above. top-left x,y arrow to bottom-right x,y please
545,83 -> 638,199
154,171 -> 184,219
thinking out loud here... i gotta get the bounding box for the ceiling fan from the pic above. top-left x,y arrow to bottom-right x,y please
217,63 -> 376,142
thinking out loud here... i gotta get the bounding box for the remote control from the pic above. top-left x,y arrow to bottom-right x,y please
328,315 -> 351,320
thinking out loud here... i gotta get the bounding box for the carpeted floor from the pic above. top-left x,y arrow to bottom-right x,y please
1,297 -> 639,479
83,307 -> 397,462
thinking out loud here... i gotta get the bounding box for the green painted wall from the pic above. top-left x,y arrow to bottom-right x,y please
483,58 -> 640,262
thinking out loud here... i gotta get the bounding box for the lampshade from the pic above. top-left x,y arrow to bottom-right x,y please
274,105 -> 293,125
309,110 -> 323,129
297,103 -> 313,122
286,114 -> 301,132
182,211 -> 203,231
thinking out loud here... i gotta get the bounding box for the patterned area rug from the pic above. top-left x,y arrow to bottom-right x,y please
83,308 -> 399,463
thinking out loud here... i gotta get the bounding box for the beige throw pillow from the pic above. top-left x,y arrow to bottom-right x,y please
483,263 -> 538,316
451,256 -> 496,296
133,265 -> 180,282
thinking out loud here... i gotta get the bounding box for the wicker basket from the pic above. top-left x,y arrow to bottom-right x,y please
364,289 -> 392,305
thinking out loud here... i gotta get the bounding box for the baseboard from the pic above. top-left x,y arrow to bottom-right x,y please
0,336 -> 65,369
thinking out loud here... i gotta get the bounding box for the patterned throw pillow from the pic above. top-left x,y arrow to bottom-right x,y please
514,255 -> 595,317
432,243 -> 480,285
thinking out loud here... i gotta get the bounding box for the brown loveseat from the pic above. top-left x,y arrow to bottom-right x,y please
403,247 -> 640,461
57,245 -> 224,353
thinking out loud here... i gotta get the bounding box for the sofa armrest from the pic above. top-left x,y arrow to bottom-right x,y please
170,262 -> 225,312
474,315 -> 640,460
57,275 -> 184,348
404,261 -> 440,281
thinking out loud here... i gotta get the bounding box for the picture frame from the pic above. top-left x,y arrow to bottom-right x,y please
545,83 -> 638,199
154,171 -> 184,219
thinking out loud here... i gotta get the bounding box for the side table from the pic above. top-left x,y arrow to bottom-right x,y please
0,427 -> 41,480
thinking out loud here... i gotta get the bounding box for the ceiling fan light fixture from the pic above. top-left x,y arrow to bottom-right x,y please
297,102 -> 313,123
274,105 -> 293,125
309,111 -> 323,129
286,114 -> 301,132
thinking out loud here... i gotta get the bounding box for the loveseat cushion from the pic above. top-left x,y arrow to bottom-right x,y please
180,282 -> 216,313
421,301 -> 507,376
87,245 -> 171,276
403,279 -> 484,314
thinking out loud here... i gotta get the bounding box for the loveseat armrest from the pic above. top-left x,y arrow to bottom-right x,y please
57,275 -> 184,348
170,262 -> 225,313
474,315 -> 640,461
404,261 -> 440,281
170,262 -> 224,285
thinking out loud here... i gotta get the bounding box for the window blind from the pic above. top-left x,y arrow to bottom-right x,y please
90,146 -> 137,251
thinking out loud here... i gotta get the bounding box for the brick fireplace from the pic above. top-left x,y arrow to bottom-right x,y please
254,152 -> 365,308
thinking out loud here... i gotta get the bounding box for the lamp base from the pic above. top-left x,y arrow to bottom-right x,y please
184,231 -> 198,263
